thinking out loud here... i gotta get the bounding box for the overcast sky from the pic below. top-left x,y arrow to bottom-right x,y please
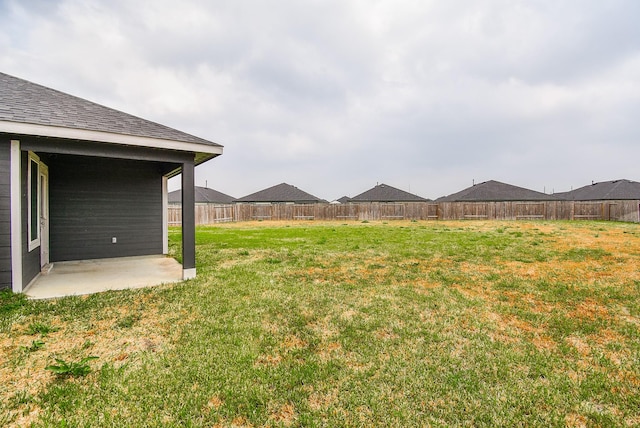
2,0 -> 639,200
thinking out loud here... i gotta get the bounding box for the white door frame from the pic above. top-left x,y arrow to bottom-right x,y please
39,163 -> 50,268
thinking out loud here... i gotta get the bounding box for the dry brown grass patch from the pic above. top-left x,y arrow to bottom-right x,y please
531,334 -> 557,351
569,298 -> 611,321
206,395 -> 224,410
484,311 -> 541,345
230,415 -> 254,427
412,278 -> 441,291
283,334 -> 307,350
374,327 -> 399,341
565,413 -> 588,428
269,403 -> 297,425
254,353 -> 282,367
308,389 -> 338,411
566,336 -> 592,357
318,341 -> 342,361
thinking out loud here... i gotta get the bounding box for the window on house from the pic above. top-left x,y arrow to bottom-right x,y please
28,153 -> 40,251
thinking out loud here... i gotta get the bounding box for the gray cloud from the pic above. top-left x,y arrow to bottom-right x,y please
1,0 -> 639,200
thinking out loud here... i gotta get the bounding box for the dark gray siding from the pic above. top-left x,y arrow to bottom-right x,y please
48,155 -> 163,261
0,141 -> 11,289
21,152 -> 40,287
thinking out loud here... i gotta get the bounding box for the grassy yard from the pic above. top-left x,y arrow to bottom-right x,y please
1,220 -> 639,427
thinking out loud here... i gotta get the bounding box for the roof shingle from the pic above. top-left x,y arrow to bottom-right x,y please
0,72 -> 221,148
236,183 -> 325,203
437,180 -> 559,202
556,179 -> 640,200
168,186 -> 235,204
349,183 -> 428,202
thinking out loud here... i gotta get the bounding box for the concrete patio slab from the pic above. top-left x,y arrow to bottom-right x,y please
24,255 -> 184,299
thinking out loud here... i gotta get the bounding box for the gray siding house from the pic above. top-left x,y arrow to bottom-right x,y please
168,186 -> 235,205
555,179 -> 640,201
0,72 -> 223,292
349,183 -> 428,202
555,179 -> 640,222
436,180 -> 559,202
236,183 -> 326,204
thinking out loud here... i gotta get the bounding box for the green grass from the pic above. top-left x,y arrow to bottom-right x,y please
25,322 -> 60,336
1,220 -> 639,427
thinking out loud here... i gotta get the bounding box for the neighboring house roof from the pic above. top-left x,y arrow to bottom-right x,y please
0,72 -> 222,165
335,196 -> 351,204
235,183 -> 326,203
437,180 -> 559,202
556,179 -> 640,201
350,183 -> 428,202
168,186 -> 235,204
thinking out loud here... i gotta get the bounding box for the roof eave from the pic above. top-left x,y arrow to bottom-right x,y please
0,120 -> 223,157
165,152 -> 221,178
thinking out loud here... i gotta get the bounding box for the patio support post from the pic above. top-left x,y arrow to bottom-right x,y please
10,140 -> 23,292
181,160 -> 196,279
162,176 -> 168,255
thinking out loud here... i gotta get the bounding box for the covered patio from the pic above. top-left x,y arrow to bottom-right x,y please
24,255 -> 183,299
1,72 -> 223,296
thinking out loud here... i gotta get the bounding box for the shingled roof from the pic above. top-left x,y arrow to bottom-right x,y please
0,72 -> 222,164
437,180 -> 559,202
349,183 -> 428,202
236,183 -> 326,204
168,186 -> 235,204
557,179 -> 640,201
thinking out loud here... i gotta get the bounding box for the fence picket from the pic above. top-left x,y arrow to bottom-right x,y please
167,200 -> 640,225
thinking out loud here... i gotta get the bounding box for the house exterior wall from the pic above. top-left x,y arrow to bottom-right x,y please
0,141 -> 11,289
47,155 -> 163,261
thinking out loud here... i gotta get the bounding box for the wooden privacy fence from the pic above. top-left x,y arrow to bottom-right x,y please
168,203 -> 234,225
168,200 -> 640,225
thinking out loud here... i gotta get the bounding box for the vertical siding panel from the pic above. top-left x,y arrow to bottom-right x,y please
0,141 -> 11,289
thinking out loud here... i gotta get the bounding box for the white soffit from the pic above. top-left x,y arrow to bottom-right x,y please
0,121 -> 223,156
